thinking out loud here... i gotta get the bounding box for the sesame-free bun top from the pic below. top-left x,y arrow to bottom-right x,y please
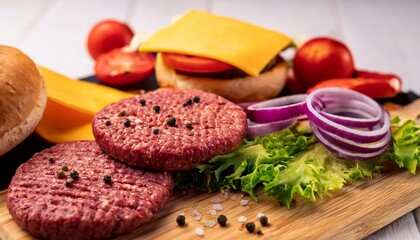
0,45 -> 47,156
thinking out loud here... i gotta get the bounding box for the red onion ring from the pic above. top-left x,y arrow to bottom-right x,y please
246,118 -> 296,138
310,117 -> 391,154
310,123 -> 391,160
319,100 -> 382,128
244,87 -> 392,160
305,88 -> 390,143
247,94 -> 307,123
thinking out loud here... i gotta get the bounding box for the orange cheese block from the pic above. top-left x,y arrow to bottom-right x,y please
140,10 -> 292,77
36,66 -> 134,142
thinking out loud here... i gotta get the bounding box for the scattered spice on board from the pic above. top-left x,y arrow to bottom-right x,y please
217,215 -> 227,227
245,222 -> 255,233
176,215 -> 186,227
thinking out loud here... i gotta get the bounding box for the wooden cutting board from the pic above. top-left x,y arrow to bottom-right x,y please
1,100 -> 419,240
0,170 -> 419,240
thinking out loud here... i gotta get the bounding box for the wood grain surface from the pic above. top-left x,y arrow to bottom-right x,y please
0,168 -> 419,240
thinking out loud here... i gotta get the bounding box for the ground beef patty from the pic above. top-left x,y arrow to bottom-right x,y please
92,89 -> 247,171
6,141 -> 173,240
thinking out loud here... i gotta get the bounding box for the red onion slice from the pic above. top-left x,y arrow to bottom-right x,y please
247,94 -> 307,123
311,124 -> 391,160
311,122 -> 392,154
305,88 -> 390,143
319,100 -> 382,128
244,87 -> 392,160
246,118 -> 296,138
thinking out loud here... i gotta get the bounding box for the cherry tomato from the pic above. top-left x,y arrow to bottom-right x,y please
87,19 -> 134,60
293,37 -> 355,89
94,48 -> 155,86
161,52 -> 234,73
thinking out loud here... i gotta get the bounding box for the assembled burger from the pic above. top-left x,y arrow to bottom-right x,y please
140,10 -> 292,102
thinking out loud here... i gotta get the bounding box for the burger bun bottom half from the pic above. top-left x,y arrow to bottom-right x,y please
154,53 -> 287,103
0,45 -> 47,156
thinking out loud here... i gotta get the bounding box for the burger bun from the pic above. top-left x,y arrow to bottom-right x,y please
0,45 -> 47,156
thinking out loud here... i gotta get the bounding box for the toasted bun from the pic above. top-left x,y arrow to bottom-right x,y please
0,45 -> 47,156
155,53 -> 287,102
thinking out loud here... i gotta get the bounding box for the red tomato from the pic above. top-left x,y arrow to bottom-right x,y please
293,37 -> 355,89
87,19 -> 134,60
161,52 -> 234,73
94,48 -> 155,86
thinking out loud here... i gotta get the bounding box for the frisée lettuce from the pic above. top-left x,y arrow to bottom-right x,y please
174,118 -> 419,208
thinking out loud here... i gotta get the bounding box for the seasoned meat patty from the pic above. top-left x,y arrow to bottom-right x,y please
92,89 -> 247,171
6,141 -> 173,240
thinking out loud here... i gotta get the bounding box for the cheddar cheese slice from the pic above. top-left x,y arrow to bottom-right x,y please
140,10 -> 292,77
36,66 -> 134,143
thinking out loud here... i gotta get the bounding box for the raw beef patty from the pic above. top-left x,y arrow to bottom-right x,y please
6,141 -> 173,240
92,89 -> 247,171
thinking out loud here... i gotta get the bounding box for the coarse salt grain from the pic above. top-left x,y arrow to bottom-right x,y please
193,209 -> 200,216
211,197 -> 221,203
213,204 -> 223,211
194,215 -> 202,221
238,216 -> 247,223
202,220 -> 217,228
195,227 -> 204,236
209,209 -> 217,216
240,199 -> 249,206
230,194 -> 238,201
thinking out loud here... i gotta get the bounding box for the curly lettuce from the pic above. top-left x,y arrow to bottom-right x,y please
387,117 -> 420,173
174,118 -> 419,208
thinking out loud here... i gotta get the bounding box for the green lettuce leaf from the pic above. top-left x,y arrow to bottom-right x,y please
174,118 -> 419,208
388,117 -> 420,173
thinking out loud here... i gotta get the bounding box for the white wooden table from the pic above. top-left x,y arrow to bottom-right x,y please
1,1 -> 419,239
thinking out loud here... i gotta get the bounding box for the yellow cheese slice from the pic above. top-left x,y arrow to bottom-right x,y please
36,99 -> 96,142
39,66 -> 134,115
140,10 -> 292,77
36,66 -> 134,143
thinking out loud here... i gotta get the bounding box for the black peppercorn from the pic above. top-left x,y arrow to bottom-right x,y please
193,96 -> 200,103
48,158 -> 55,164
246,222 -> 255,233
176,215 -> 186,226
185,122 -> 192,129
57,171 -> 66,179
105,120 -> 111,126
120,110 -> 126,116
124,119 -> 131,127
217,215 -> 227,227
70,170 -> 79,180
61,165 -> 69,172
167,117 -> 176,127
65,181 -> 73,187
183,98 -> 193,107
153,128 -> 159,135
139,99 -> 146,105
259,215 -> 268,226
153,105 -> 161,113
103,175 -> 112,184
